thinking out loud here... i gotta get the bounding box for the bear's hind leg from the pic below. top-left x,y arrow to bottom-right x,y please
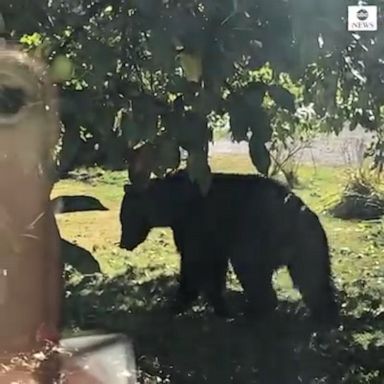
203,256 -> 230,317
230,243 -> 278,319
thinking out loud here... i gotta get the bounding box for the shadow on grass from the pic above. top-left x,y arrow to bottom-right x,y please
64,271 -> 384,384
61,239 -> 101,275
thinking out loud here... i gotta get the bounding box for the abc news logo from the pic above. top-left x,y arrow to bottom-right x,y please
348,6 -> 377,31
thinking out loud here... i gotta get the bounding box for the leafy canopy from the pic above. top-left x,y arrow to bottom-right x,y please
2,0 -> 384,188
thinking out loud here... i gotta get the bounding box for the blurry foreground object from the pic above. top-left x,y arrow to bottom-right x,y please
0,45 -> 63,381
0,46 -> 137,383
0,46 -> 62,351
59,333 -> 137,384
0,332 -> 137,383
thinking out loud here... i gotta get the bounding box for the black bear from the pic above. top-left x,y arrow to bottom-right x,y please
119,171 -> 339,323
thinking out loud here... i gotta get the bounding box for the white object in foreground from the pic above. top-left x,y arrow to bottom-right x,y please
59,333 -> 137,384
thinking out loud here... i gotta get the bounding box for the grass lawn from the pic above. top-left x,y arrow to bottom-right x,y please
54,154 -> 384,384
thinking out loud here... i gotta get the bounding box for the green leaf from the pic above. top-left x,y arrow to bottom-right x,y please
80,40 -> 116,83
167,75 -> 189,94
20,32 -> 42,47
227,93 -> 250,142
192,89 -> 220,116
121,111 -> 141,147
132,95 -> 160,141
50,55 -> 74,83
127,144 -> 153,186
291,0 -> 322,70
203,38 -> 236,87
249,108 -> 272,143
249,134 -> 271,176
148,28 -> 175,72
322,73 -> 338,114
229,109 -> 249,142
228,84 -> 270,143
33,38 -> 53,60
162,109 -> 181,139
0,12 -> 5,34
186,149 -> 212,195
349,114 -> 360,132
179,51 -> 203,83
243,82 -> 268,108
268,85 -> 296,113
312,84 -> 328,115
357,88 -> 370,111
178,112 -> 210,151
360,110 -> 379,131
135,0 -> 161,18
153,135 -> 181,176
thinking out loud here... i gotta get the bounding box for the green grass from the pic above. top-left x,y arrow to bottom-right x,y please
56,155 -> 384,384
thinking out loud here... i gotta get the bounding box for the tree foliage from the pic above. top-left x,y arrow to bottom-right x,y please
2,0 -> 384,189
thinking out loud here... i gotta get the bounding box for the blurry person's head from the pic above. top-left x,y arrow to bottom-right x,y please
0,46 -> 62,353
0,47 -> 59,181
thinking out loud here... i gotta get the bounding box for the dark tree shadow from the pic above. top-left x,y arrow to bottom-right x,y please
64,272 -> 384,384
52,194 -> 105,274
61,239 -> 101,275
52,195 -> 108,213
